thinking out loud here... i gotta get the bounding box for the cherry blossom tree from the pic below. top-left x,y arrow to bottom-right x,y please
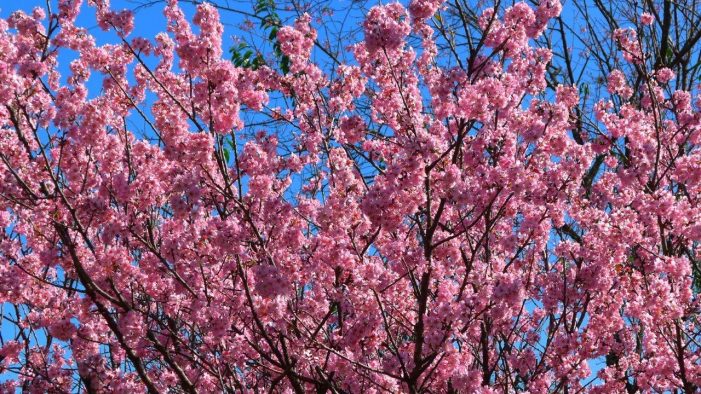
0,0 -> 700,392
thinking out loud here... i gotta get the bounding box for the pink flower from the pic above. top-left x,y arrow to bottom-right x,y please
613,28 -> 644,63
409,0 -> 444,22
640,12 -> 655,25
363,3 -> 411,53
556,85 -> 579,107
49,319 -> 77,341
655,67 -> 675,83
607,69 -> 633,99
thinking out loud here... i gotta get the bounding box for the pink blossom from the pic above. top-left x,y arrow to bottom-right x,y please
655,67 -> 675,83
363,3 -> 411,53
607,69 -> 633,99
640,12 -> 655,25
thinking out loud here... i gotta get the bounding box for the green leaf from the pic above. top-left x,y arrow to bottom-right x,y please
280,55 -> 290,75
223,147 -> 231,163
665,45 -> 674,63
252,54 -> 265,70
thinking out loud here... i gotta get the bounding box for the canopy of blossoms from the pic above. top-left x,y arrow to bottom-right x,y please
0,0 -> 699,392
